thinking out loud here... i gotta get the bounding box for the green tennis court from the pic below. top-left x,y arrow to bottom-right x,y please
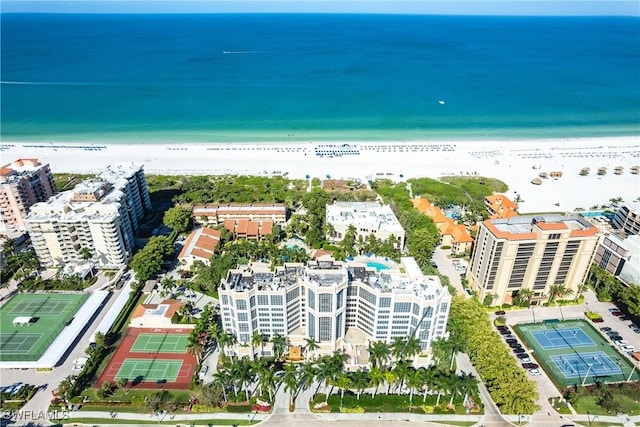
114,359 -> 183,382
130,333 -> 189,353
515,319 -> 640,387
0,293 -> 88,361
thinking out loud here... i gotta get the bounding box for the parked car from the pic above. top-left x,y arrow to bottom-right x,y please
523,363 -> 539,369
605,330 -> 620,337
611,335 -> 623,342
506,338 -> 518,344
600,326 -> 612,332
591,317 -> 604,323
528,368 -> 542,376
611,310 -> 624,317
520,357 -> 533,364
495,310 -> 506,316
513,348 -> 526,354
509,342 -> 522,349
516,353 -> 530,360
499,329 -> 511,335
633,328 -> 640,334
622,345 -> 635,353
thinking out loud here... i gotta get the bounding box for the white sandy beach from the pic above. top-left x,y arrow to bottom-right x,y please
2,137 -> 639,213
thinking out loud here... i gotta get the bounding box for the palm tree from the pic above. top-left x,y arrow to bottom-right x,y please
447,375 -> 463,407
368,366 -> 385,398
212,370 -> 230,402
300,362 -> 317,393
390,336 -> 406,362
391,360 -> 412,393
350,369 -> 369,400
446,331 -> 467,372
548,284 -> 573,304
367,341 -> 390,369
458,371 -> 478,407
514,288 -> 534,307
434,372 -> 448,406
186,332 -> 202,364
271,334 -> 287,360
404,335 -> 422,361
335,372 -> 352,411
406,369 -> 424,409
234,359 -> 255,402
383,370 -> 396,394
251,332 -> 263,360
420,366 -> 437,403
315,355 -> 341,398
303,337 -> 320,360
282,364 -> 299,410
258,369 -> 278,402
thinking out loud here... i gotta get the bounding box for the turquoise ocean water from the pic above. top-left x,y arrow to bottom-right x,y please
1,14 -> 639,142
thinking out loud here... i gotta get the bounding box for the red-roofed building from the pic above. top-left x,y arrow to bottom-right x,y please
178,227 -> 221,266
192,203 -> 287,226
224,219 -> 274,240
412,197 -> 472,255
485,194 -> 519,219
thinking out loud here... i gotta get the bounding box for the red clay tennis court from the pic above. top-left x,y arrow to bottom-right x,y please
97,327 -> 196,389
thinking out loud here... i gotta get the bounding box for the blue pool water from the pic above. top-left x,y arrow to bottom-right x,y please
366,262 -> 390,271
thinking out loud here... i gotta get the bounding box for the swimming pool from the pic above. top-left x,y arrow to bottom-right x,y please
366,262 -> 390,271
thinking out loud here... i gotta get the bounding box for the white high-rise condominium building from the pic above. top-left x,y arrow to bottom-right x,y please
25,163 -> 151,268
219,257 -> 451,365
468,215 -> 599,306
326,202 -> 405,250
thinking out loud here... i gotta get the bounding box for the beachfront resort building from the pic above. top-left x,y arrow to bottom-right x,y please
412,198 -> 473,255
218,257 -> 451,366
326,202 -> 405,250
612,202 -> 640,236
0,158 -> 56,231
467,215 -> 600,306
593,233 -> 640,286
25,163 -> 151,268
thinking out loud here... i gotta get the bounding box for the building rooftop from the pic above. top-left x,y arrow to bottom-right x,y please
222,257 -> 448,301
0,159 -> 49,184
326,202 -> 404,234
485,215 -> 598,240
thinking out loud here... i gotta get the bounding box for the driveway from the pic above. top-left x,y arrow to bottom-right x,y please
431,247 -> 466,296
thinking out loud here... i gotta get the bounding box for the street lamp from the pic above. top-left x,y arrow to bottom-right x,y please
557,302 -> 565,321
530,306 -> 536,323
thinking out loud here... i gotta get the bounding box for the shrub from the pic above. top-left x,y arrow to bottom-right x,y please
584,311 -> 602,320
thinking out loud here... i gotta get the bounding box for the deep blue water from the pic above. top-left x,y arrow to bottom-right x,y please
1,14 -> 639,142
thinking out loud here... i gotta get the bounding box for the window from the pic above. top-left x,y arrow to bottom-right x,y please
440,302 -> 449,313
308,313 -> 315,338
335,313 -> 343,338
270,295 -> 283,306
359,288 -> 377,305
286,288 -> 299,303
238,313 -> 248,322
422,306 -> 433,318
258,295 -> 269,305
239,323 -> 249,332
337,289 -> 344,309
394,302 -> 411,313
379,297 -> 391,308
221,295 -> 229,305
412,303 -> 419,315
319,293 -> 332,312
319,317 -> 332,342
236,299 -> 247,310
308,290 -> 315,310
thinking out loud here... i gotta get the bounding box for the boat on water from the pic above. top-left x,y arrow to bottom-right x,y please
438,100 -> 446,105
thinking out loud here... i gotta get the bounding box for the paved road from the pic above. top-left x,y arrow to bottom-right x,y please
432,247 -> 467,297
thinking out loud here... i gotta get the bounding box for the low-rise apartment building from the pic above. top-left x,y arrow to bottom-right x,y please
218,257 -> 451,366
0,158 -> 56,231
192,203 -> 287,226
326,202 -> 405,250
412,198 -> 472,255
468,215 -> 599,306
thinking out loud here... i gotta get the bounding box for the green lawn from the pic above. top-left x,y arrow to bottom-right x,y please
571,395 -> 640,416
0,293 -> 87,361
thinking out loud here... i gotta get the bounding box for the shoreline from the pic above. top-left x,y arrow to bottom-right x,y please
2,136 -> 639,214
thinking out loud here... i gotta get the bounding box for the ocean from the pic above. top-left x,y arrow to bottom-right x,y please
1,13 -> 639,142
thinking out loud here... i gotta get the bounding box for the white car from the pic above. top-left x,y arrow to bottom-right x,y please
72,365 -> 84,372
73,357 -> 88,366
520,357 -> 533,364
528,368 -> 541,376
615,340 -> 630,347
622,345 -> 635,353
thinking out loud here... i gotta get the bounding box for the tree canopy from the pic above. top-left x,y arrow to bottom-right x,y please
163,205 -> 192,233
